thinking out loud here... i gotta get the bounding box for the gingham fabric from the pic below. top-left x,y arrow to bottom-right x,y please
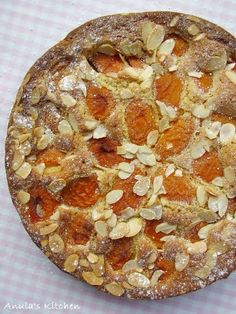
0,1 -> 235,313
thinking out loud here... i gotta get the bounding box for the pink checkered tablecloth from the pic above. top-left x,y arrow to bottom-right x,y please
0,0 -> 235,313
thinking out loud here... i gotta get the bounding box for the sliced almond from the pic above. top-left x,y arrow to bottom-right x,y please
60,93 -> 77,107
205,121 -> 221,139
120,88 -> 133,99
168,65 -> 178,72
40,223 -> 58,235
155,222 -> 176,234
160,235 -> 176,242
147,130 -> 159,146
17,190 -> 30,204
158,117 -> 170,133
91,255 -> 105,277
211,176 -> 224,187
92,209 -> 103,221
118,171 -> 132,179
224,166 -> 235,184
206,53 -> 227,72
140,208 -> 157,220
126,218 -> 142,237
218,194 -> 228,217
59,75 -> 76,91
122,259 -> 141,272
120,207 -> 135,221
48,179 -> 66,194
197,186 -> 208,206
64,254 -> 79,273
118,162 -> 134,174
12,151 -> 25,171
192,104 -> 210,119
219,123 -> 235,144
141,21 -> 155,44
188,24 -> 200,36
105,282 -> 125,296
34,126 -> 44,138
87,253 -> 99,264
50,210 -> 60,221
146,24 -> 165,51
190,141 -> 206,159
118,67 -> 140,80
186,241 -> 207,255
208,194 -> 228,216
15,162 -> 32,179
94,221 -> 108,237
48,234 -> 64,253
225,63 -> 235,71
93,125 -> 107,139
82,271 -> 103,285
198,224 -> 214,239
208,196 -> 219,212
165,164 -> 175,177
146,193 -> 158,207
123,142 -> 139,154
170,15 -> 179,27
225,70 -> 236,84
158,39 -> 175,56
33,162 -> 45,175
193,33 -> 206,41
188,71 -> 203,78
133,176 -> 150,196
175,169 -> 183,177
107,213 -> 117,228
175,252 -> 190,272
58,120 -> 74,136
37,134 -> 51,150
84,120 -> 98,130
109,222 -> 129,239
153,175 -> 163,193
127,272 -> 150,288
97,43 -> 116,55
31,87 -> 41,104
106,190 -> 123,204
150,270 -> 164,286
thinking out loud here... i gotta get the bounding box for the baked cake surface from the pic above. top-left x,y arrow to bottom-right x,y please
5,12 -> 236,299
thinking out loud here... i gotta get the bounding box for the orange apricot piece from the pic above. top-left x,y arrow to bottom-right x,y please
172,35 -> 189,57
193,150 -> 223,182
86,84 -> 114,121
196,73 -> 213,92
67,215 -> 93,245
37,148 -> 65,167
88,137 -> 125,167
155,118 -> 194,160
163,174 -> 195,204
91,53 -> 124,73
126,101 -> 155,145
106,238 -> 133,270
111,170 -> 144,214
128,56 -> 143,68
144,220 -> 169,249
61,175 -> 99,208
211,113 -> 236,126
28,185 -> 59,223
186,222 -> 208,242
155,257 -> 175,281
155,73 -> 183,108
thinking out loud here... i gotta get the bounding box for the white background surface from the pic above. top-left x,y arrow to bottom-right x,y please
0,1 -> 235,313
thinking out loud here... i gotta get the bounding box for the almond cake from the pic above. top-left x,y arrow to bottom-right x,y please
5,12 -> 236,299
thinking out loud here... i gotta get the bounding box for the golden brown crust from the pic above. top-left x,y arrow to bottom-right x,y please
5,11 -> 236,300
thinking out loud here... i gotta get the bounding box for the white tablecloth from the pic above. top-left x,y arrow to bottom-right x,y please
0,1 -> 235,313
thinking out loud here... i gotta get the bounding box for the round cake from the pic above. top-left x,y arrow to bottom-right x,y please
5,12 -> 236,299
